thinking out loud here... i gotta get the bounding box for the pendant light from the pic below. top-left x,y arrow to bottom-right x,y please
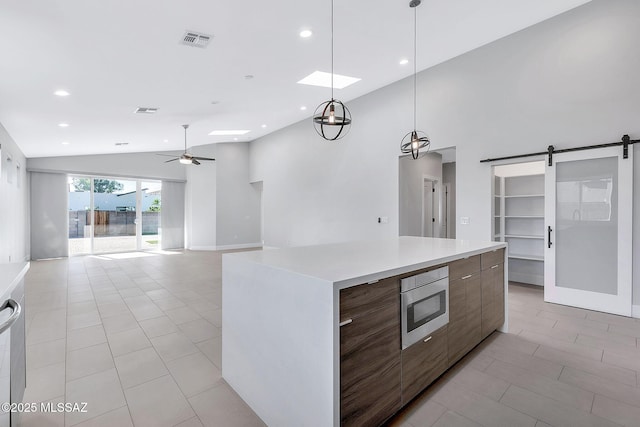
400,0 -> 430,159
313,0 -> 351,141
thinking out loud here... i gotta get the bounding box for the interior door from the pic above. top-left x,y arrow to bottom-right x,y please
544,146 -> 633,316
422,180 -> 434,237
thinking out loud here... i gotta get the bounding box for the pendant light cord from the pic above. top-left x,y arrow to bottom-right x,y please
413,5 -> 417,130
331,0 -> 334,100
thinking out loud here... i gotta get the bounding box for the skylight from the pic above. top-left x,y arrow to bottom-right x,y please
297,71 -> 361,89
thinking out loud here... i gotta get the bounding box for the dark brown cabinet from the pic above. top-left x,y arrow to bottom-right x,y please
401,325 -> 448,404
447,273 -> 482,366
447,255 -> 482,366
481,249 -> 505,339
339,248 -> 505,426
340,278 -> 401,427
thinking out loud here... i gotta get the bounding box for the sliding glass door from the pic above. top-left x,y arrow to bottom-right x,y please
141,181 -> 161,250
92,178 -> 137,254
68,177 -> 92,255
68,176 -> 162,255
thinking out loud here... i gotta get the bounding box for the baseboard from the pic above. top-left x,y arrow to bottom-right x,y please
632,305 -> 640,319
188,246 -> 218,251
508,272 -> 543,286
188,243 -> 262,251
215,243 -> 263,251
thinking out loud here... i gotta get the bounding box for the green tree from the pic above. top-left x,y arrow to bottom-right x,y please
72,178 -> 124,193
148,198 -> 161,212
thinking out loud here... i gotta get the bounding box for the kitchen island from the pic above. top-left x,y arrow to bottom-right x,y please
222,237 -> 507,427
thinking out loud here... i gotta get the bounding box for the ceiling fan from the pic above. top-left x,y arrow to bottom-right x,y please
157,124 -> 215,165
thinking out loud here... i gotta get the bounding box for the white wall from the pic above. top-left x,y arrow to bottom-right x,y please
250,79 -> 408,248
0,123 -> 29,262
399,152 -> 442,237
215,143 -> 261,249
250,0 -> 640,299
185,144 -> 217,250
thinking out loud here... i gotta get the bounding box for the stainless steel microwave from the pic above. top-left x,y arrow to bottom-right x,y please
400,266 -> 449,349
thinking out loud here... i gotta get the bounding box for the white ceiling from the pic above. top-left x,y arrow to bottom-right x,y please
0,0 -> 592,158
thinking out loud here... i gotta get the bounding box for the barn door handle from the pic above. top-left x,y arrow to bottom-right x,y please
547,226 -> 553,248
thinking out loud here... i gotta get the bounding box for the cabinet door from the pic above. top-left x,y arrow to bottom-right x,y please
401,325 -> 448,404
448,273 -> 481,366
481,263 -> 504,339
340,279 -> 401,427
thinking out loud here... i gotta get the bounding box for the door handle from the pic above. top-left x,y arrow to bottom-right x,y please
547,226 -> 553,249
0,299 -> 21,334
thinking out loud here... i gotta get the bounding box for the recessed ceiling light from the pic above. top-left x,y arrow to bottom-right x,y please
233,138 -> 238,141
300,106 -> 307,111
299,29 -> 313,38
261,124 -> 267,128
58,123 -> 69,128
61,141 -> 70,145
54,90 -> 70,97
211,101 -> 220,105
163,139 -> 169,143
399,58 -> 409,65
244,75 -> 254,80
115,142 -> 129,146
297,71 -> 361,89
208,130 -> 250,136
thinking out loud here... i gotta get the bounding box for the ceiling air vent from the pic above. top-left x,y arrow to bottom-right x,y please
181,31 -> 212,48
134,107 -> 158,114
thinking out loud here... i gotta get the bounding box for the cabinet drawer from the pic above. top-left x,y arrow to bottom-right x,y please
340,301 -> 400,357
449,255 -> 480,281
401,325 -> 448,404
340,277 -> 399,322
481,248 -> 505,270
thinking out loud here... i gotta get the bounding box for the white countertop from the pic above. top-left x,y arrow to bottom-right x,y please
224,237 -> 506,287
0,262 -> 30,298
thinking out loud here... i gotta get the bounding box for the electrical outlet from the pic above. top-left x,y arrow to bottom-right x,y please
378,216 -> 389,224
460,217 -> 470,225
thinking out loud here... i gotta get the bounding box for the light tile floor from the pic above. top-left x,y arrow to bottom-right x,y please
19,251 -> 640,426
390,283 -> 640,427
20,249 -> 264,427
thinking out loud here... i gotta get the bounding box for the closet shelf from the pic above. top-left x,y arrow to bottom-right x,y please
504,194 -> 544,198
509,254 -> 544,261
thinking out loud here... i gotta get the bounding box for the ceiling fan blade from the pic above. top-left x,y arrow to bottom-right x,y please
192,159 -> 201,165
156,153 -> 178,157
192,157 -> 216,161
164,158 -> 179,163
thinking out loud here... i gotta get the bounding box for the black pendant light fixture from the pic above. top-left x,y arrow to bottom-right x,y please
313,0 -> 351,141
400,0 -> 430,160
